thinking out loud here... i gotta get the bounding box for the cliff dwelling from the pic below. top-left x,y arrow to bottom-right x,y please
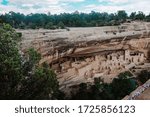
19,21 -> 150,91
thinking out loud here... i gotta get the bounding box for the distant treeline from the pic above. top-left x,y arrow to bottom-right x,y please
0,10 -> 150,29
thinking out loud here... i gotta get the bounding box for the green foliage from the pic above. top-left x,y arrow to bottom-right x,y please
0,11 -> 148,30
0,24 -> 61,100
146,14 -> 150,22
22,48 -> 41,77
45,22 -> 55,29
110,78 -> 136,100
137,70 -> 150,84
19,22 -> 26,29
71,83 -> 90,100
28,48 -> 41,65
130,12 -> 136,20
1,11 -> 150,29
0,24 -> 22,99
19,65 -> 59,100
57,21 -> 65,29
117,10 -> 128,22
117,71 -> 133,79
135,11 -> 145,20
17,32 -> 22,37
71,72 -> 137,100
0,19 -> 3,23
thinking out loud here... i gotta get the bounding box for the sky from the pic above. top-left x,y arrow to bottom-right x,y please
0,0 -> 150,15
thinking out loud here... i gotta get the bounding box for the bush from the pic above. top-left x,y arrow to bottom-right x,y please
137,70 -> 150,84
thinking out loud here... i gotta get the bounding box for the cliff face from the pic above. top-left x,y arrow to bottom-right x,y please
19,21 -> 150,90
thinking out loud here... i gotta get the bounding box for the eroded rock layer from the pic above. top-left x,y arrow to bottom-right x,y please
19,21 -> 150,90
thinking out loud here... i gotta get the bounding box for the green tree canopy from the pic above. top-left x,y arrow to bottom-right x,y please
137,70 -> 150,84
0,24 -> 61,99
1,11 -> 149,29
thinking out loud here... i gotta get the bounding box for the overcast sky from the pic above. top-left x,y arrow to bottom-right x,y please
0,0 -> 150,15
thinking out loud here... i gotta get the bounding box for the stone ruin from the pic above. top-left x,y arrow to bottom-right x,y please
19,21 -> 150,91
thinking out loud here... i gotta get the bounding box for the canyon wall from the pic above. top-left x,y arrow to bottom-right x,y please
19,21 -> 150,90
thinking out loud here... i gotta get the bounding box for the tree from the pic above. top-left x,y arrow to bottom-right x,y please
19,64 -> 60,100
146,14 -> 150,22
19,22 -> 26,29
137,70 -> 150,84
111,72 -> 137,99
130,12 -> 136,20
45,22 -> 53,29
117,10 -> 128,22
45,22 -> 55,29
0,10 -> 149,29
71,71 -> 137,100
71,83 -> 89,100
0,18 -> 3,23
57,21 -> 65,29
135,11 -> 145,20
117,71 -> 133,79
0,24 -> 61,99
22,48 -> 41,77
0,23 -> 22,99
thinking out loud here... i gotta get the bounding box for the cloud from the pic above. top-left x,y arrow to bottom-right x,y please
0,0 -> 66,14
84,4 -> 122,13
122,0 -> 150,15
98,0 -> 129,4
0,0 -> 86,14
0,0 -> 149,15
61,0 -> 85,2
109,0 -> 129,4
84,0 -> 150,15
